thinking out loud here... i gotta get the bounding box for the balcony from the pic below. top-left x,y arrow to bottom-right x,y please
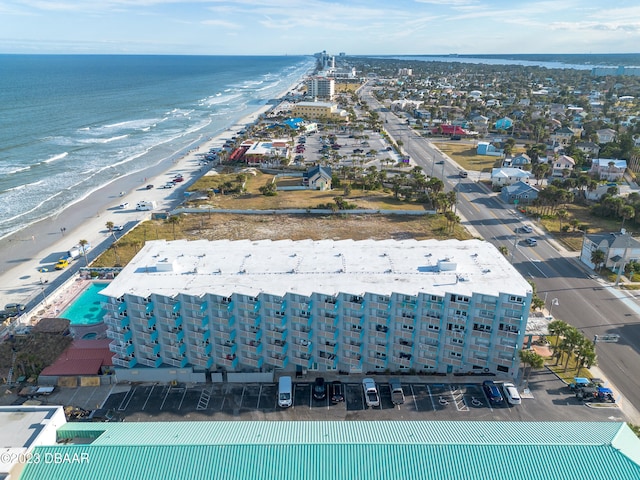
342,328 -> 364,342
191,342 -> 212,357
166,328 -> 184,344
316,356 -> 338,369
290,328 -> 312,342
471,329 -> 491,339
244,341 -> 263,355
343,355 -> 363,369
497,329 -> 519,339
192,356 -> 213,369
344,315 -> 364,326
245,327 -> 262,342
243,356 -> 264,369
107,328 -> 132,344
109,342 -> 134,357
290,355 -> 313,369
138,342 -> 161,357
265,328 -> 287,342
420,329 -> 440,341
145,316 -> 157,330
239,314 -> 261,329
395,328 -> 415,342
112,356 -> 137,368
217,328 -> 237,343
164,342 -> 186,357
395,342 -> 414,355
266,354 -> 288,369
136,329 -> 158,343
137,356 -> 163,368
217,341 -> 237,356
342,344 -> 363,358
188,316 -> 209,331
144,302 -> 155,314
416,350 -> 437,362
395,355 -> 413,368
445,344 -> 464,355
317,314 -> 339,328
369,342 -> 388,355
217,353 -> 238,368
343,300 -> 364,310
165,356 -> 189,368
172,302 -> 182,314
105,315 -> 130,330
270,340 -> 288,356
370,328 -> 389,341
291,314 -> 312,330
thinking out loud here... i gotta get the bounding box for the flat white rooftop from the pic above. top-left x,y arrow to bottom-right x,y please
101,239 -> 532,299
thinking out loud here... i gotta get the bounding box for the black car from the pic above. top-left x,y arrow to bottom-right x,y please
313,377 -> 327,400
330,381 -> 344,403
482,380 -> 504,404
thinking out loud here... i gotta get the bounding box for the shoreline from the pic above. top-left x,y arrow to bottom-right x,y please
0,79 -> 301,309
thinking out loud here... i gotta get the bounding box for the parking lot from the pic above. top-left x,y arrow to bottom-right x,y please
92,370 -> 626,422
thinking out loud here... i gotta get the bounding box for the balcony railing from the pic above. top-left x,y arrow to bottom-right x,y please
109,342 -> 134,357
138,342 -> 161,357
265,355 -> 288,369
112,356 -> 137,368
107,328 -> 132,343
243,356 -> 264,369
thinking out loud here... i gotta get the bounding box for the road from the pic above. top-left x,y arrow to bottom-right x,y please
360,84 -> 640,421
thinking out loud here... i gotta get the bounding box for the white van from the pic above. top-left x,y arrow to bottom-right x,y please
278,376 -> 293,408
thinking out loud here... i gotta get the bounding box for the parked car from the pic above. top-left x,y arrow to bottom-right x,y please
390,379 -> 405,405
145,184 -> 154,190
526,238 -> 538,246
5,303 -> 26,312
482,380 -> 504,404
362,378 -> 380,407
459,170 -> 468,178
118,202 -> 129,209
330,381 -> 344,404
502,382 -> 521,405
112,225 -> 124,231
313,377 -> 327,400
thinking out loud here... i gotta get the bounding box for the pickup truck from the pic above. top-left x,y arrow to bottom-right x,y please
390,379 -> 405,405
362,378 -> 380,407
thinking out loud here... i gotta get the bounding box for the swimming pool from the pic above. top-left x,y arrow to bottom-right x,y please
60,282 -> 109,325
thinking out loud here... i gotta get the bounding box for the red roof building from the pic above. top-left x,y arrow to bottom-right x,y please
39,338 -> 113,377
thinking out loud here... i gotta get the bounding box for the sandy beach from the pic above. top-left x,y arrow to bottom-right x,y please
0,88 -> 294,317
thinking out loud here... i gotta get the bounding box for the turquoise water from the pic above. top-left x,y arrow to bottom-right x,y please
61,283 -> 109,325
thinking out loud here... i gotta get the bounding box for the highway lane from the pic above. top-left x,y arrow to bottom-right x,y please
360,83 -> 640,420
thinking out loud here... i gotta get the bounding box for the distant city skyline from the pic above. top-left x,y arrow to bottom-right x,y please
1,0 -> 640,56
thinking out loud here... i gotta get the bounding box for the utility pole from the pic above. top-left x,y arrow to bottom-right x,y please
614,234 -> 632,286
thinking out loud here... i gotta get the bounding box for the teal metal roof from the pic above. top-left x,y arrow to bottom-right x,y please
19,421 -> 640,480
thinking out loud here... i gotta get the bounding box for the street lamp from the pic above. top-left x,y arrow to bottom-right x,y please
549,298 -> 559,317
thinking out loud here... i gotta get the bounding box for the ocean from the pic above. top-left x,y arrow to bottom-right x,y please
0,54 -> 314,240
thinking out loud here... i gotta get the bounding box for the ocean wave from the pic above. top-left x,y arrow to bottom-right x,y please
202,93 -> 243,106
76,134 -> 129,144
4,165 -> 31,175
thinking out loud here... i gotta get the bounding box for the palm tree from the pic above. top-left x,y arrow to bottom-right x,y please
547,319 -> 568,352
620,205 -> 635,230
166,215 -> 182,241
557,209 -> 569,231
590,249 -> 606,272
78,239 -> 90,267
560,326 -> 583,372
519,349 -> 545,385
105,221 -> 114,232
575,338 -> 597,374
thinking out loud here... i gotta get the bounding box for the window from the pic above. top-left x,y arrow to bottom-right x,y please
473,323 -> 491,332
499,323 -> 519,333
427,324 -> 440,331
508,295 -> 524,304
401,324 -> 414,331
451,338 -> 464,345
447,323 -> 465,332
430,295 -> 443,303
497,365 -> 510,373
450,351 -> 462,358
451,294 -> 470,303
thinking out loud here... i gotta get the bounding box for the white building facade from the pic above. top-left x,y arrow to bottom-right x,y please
305,76 -> 335,100
102,239 -> 532,377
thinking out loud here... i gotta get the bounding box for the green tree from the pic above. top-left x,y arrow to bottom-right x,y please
590,249 -> 606,272
166,215 -> 182,241
519,349 -> 545,384
78,239 -> 90,267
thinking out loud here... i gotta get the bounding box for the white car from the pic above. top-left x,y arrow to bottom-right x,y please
526,238 -> 537,246
521,225 -> 533,233
118,202 -> 129,209
112,225 -> 124,231
362,378 -> 380,408
502,382 -> 522,405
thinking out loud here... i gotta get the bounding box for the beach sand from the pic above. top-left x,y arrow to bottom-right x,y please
0,90 -> 293,317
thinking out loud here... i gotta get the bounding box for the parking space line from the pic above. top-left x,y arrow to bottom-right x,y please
257,384 -> 263,409
410,384 -> 419,411
240,386 -> 246,409
118,386 -> 136,411
450,385 -> 469,412
425,385 -> 437,411
177,387 -> 187,410
160,386 -> 171,410
142,384 -> 156,411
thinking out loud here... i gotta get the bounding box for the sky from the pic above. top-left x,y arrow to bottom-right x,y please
1,0 -> 640,55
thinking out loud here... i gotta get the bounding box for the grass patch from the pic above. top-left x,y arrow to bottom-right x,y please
433,143 -> 503,173
92,213 -> 473,268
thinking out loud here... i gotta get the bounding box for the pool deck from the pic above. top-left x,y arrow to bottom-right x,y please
31,278 -> 97,324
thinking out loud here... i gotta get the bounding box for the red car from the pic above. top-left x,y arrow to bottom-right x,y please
173,176 -> 184,183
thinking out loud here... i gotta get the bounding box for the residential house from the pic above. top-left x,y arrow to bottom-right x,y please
596,128 -> 617,144
575,141 -> 600,158
243,140 -> 290,165
494,117 -> 513,130
500,181 -> 539,205
551,154 -> 576,177
491,168 -> 533,187
580,232 -> 640,271
292,101 -> 349,122
303,165 -> 332,190
503,154 -> 531,170
590,158 -> 627,181
550,126 -> 578,147
477,142 -> 504,157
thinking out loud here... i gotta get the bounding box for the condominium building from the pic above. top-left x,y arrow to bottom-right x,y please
292,101 -> 348,122
305,76 -> 335,100
102,239 -> 532,377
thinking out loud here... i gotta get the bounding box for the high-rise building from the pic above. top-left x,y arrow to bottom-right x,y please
102,239 -> 532,378
305,76 -> 335,100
